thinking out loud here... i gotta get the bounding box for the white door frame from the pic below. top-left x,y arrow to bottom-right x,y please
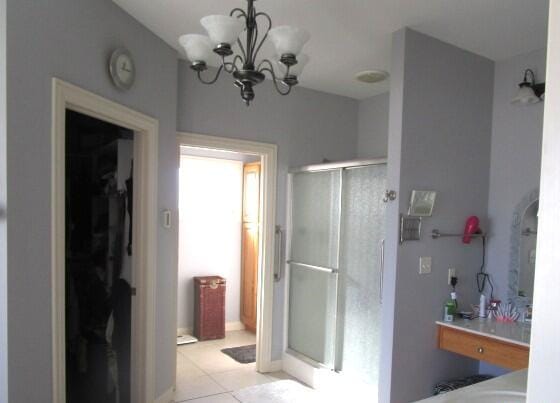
51,79 -> 158,403
527,1 -> 560,400
175,132 -> 278,373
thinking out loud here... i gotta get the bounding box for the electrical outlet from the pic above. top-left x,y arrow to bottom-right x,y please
448,268 -> 457,285
419,256 -> 432,274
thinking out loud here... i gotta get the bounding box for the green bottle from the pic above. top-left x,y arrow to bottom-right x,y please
443,292 -> 457,322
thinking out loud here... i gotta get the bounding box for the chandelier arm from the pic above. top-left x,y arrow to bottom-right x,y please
246,26 -> 256,63
254,22 -> 260,53
256,59 -> 268,72
250,23 -> 260,64
245,31 -> 253,63
257,59 -> 285,78
252,12 -> 272,64
197,66 -> 224,85
259,67 -> 292,96
230,8 -> 247,19
236,38 -> 247,62
230,8 -> 248,61
223,55 -> 243,74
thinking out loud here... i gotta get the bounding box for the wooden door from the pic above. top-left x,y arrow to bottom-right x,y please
240,162 -> 260,332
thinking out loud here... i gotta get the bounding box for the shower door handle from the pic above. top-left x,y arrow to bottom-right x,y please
286,261 -> 338,274
274,226 -> 284,282
379,239 -> 385,304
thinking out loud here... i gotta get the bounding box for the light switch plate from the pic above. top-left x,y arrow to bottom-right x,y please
419,256 -> 432,274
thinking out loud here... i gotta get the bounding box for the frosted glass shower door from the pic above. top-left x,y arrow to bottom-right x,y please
288,170 -> 341,367
336,164 -> 386,385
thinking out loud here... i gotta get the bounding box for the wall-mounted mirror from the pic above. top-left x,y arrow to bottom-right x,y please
508,189 -> 539,306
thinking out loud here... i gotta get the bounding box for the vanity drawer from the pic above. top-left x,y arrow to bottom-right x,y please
438,325 -> 529,370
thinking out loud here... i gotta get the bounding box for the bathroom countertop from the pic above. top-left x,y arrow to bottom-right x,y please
436,318 -> 531,347
414,369 -> 527,402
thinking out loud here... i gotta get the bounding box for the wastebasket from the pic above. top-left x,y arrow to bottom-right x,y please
193,276 -> 226,341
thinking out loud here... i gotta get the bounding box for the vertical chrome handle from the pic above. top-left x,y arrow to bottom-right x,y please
274,226 -> 284,282
380,239 -> 385,304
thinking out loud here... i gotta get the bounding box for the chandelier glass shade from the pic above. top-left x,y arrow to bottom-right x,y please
179,0 -> 310,105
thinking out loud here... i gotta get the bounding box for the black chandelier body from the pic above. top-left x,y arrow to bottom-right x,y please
186,0 -> 307,106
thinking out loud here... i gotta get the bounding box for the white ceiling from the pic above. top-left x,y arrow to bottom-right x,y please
113,0 -> 549,100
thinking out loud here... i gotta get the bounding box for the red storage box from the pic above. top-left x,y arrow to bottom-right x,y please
193,276 -> 226,341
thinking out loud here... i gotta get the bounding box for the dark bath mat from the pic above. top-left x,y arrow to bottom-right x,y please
221,344 -> 256,364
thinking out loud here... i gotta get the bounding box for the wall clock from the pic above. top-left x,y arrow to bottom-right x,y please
109,48 -> 135,90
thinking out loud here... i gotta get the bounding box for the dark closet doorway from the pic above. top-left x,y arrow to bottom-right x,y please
65,110 -> 134,403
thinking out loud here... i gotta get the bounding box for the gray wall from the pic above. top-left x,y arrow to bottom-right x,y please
177,156 -> 243,331
6,0 -> 178,400
381,29 -> 494,402
357,92 -> 389,158
177,61 -> 359,358
379,28 -> 406,403
0,1 -> 7,402
486,49 -> 545,301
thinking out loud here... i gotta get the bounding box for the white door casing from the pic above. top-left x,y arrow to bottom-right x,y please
51,78 -> 158,403
175,132 -> 278,375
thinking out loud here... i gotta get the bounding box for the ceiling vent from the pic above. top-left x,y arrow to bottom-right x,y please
355,70 -> 389,84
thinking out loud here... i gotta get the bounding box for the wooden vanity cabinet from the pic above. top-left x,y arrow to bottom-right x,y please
438,325 -> 529,370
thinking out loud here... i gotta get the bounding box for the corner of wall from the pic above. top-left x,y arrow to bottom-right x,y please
384,27 -> 495,403
0,0 -> 7,401
378,27 -> 407,403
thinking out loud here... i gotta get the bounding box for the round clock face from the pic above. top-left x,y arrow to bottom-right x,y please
109,49 -> 135,90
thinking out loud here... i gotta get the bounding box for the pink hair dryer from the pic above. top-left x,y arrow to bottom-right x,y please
463,216 -> 480,244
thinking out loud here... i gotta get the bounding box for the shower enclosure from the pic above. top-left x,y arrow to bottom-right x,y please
286,159 -> 386,386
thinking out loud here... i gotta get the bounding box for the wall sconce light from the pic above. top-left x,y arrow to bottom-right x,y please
511,69 -> 545,105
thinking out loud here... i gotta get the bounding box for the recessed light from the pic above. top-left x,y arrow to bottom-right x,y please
355,70 -> 389,84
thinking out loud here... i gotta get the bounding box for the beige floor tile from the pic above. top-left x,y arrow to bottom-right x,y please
186,347 -> 251,374
177,339 -> 217,354
265,371 -> 298,382
209,330 -> 256,348
176,352 -> 205,379
180,392 -> 239,403
210,368 -> 272,392
174,374 -> 227,401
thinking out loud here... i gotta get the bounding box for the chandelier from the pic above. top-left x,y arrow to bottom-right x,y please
179,0 -> 310,106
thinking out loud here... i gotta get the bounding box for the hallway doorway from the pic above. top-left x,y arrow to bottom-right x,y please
173,133 -> 279,401
52,79 -> 158,403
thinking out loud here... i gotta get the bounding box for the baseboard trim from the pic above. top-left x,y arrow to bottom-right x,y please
177,327 -> 192,336
265,359 -> 283,372
178,321 -> 246,336
225,321 -> 246,331
154,387 -> 174,403
282,352 -> 317,387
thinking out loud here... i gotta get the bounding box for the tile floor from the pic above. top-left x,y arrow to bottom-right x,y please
175,330 -> 296,402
